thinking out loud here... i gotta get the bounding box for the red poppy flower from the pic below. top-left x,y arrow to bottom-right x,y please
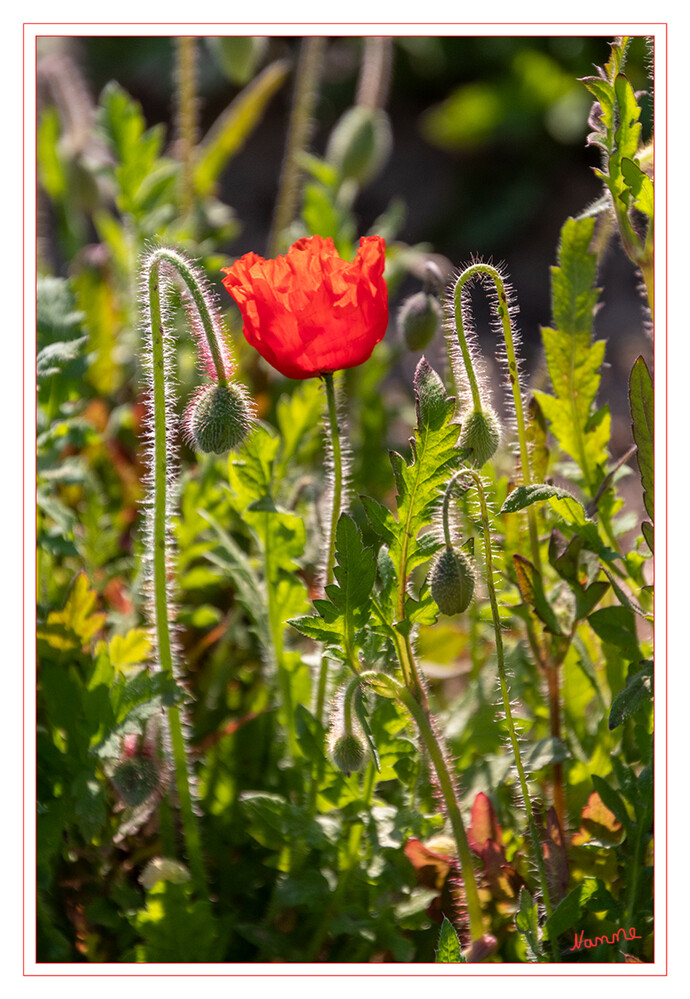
221,234 -> 388,379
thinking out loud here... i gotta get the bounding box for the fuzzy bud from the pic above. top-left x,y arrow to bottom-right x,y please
326,106 -> 392,185
459,407 -> 500,467
186,382 -> 252,454
397,290 -> 443,350
111,757 -> 159,807
430,546 -> 475,616
331,733 -> 367,775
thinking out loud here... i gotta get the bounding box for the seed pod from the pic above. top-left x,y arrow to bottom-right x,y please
111,757 -> 159,807
326,106 -> 392,185
186,382 -> 252,454
430,546 -> 475,615
397,290 -> 443,350
459,407 -> 501,467
331,733 -> 367,775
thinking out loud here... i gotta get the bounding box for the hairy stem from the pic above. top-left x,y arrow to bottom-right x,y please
315,371 -> 343,726
146,258 -> 211,898
449,470 -> 559,960
453,264 -> 541,571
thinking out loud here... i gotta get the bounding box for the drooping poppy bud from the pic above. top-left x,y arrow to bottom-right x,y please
184,382 -> 253,454
397,290 -> 443,350
430,546 -> 475,616
326,106 -> 392,185
331,733 -> 367,775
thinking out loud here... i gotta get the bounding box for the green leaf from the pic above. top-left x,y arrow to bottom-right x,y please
513,555 -> 564,635
501,483 -> 585,516
194,60 -> 289,196
535,216 -> 609,492
621,158 -> 654,217
515,887 -> 542,962
544,878 -> 620,941
436,916 -> 465,963
388,359 -> 459,616
609,660 -> 653,730
629,355 -> 654,523
293,513 -> 375,665
588,605 -> 640,658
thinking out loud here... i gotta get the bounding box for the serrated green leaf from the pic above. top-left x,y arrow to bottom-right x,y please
388,359 -> 459,618
195,60 -> 289,196
629,355 -> 654,523
536,216 -> 609,491
621,158 -> 654,217
436,915 -> 465,963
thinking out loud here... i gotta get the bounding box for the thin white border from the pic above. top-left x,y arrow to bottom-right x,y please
24,20 -> 668,980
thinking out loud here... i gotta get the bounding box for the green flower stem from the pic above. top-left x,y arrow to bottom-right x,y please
315,371 -> 343,726
453,264 -> 541,571
267,36 -> 325,257
264,511 -> 298,761
175,37 -> 199,222
449,470 -> 559,961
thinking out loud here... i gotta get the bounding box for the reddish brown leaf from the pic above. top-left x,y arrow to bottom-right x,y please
468,792 -> 502,853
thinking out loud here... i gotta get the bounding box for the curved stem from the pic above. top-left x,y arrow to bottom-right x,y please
151,247 -> 229,385
145,251 -> 226,899
453,264 -> 541,571
448,470 -> 559,960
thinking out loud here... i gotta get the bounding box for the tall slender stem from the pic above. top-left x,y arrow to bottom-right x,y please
315,371 -> 343,726
448,470 -> 560,961
267,37 -> 325,257
175,37 -> 199,222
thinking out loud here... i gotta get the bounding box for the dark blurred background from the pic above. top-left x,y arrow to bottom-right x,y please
42,33 -> 654,454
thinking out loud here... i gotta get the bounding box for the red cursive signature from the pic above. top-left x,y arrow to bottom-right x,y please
570,927 -> 642,951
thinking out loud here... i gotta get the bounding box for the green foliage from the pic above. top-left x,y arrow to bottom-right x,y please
435,916 -> 465,963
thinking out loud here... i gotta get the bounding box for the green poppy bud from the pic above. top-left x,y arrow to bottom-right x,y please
430,546 -> 475,616
459,406 -> 500,467
397,290 -> 443,350
186,382 -> 253,455
331,733 -> 367,776
326,106 -> 392,185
